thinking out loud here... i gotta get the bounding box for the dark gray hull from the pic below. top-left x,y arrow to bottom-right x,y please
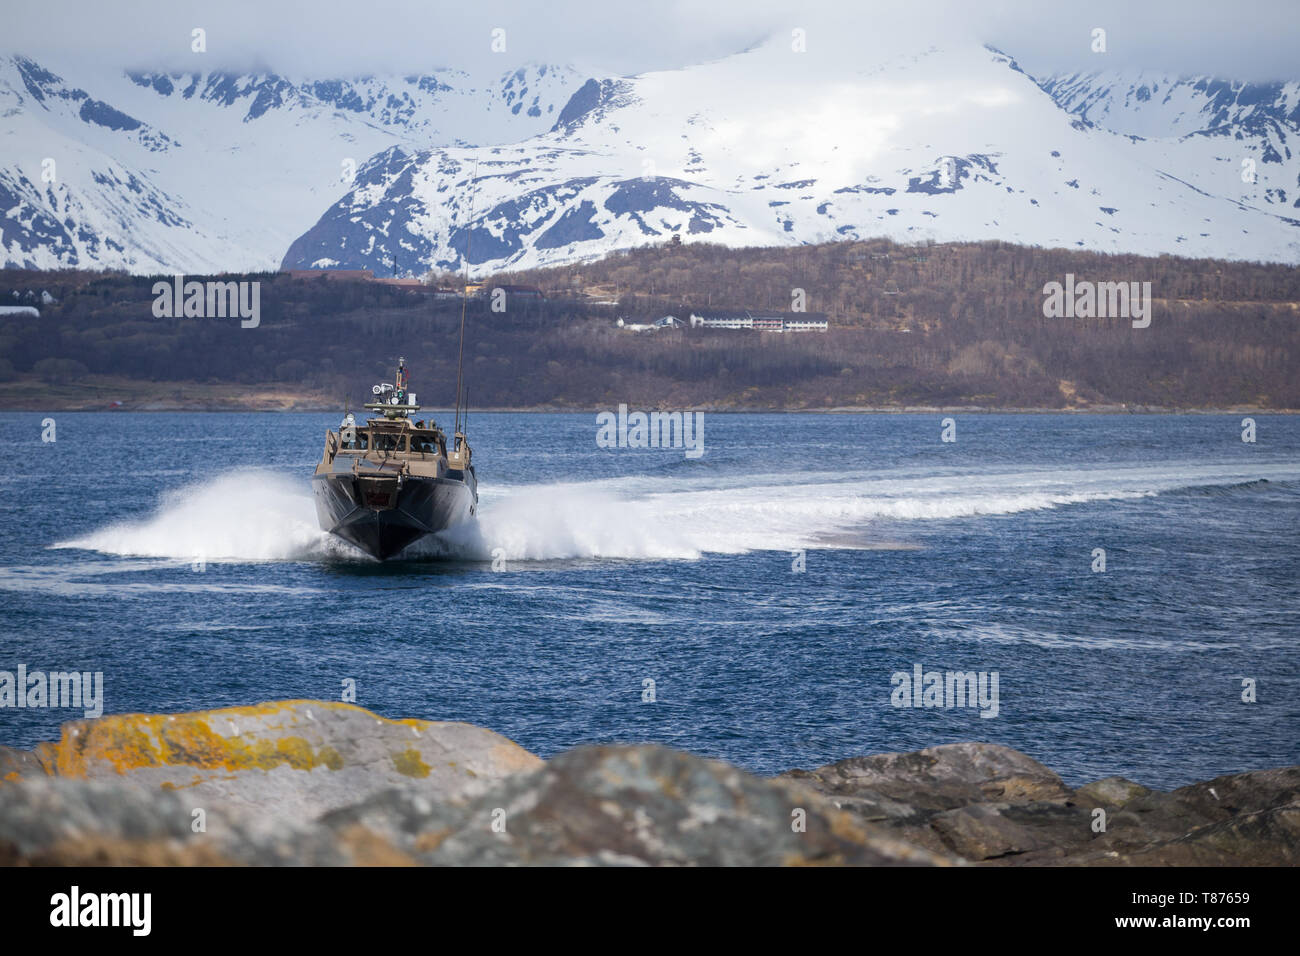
312,470 -> 477,560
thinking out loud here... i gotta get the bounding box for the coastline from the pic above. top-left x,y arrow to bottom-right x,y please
0,378 -> 1294,416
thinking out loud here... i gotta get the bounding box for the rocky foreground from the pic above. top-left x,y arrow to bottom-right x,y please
1,701 -> 1296,866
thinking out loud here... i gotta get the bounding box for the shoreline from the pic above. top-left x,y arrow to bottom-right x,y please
1,376 -> 1294,415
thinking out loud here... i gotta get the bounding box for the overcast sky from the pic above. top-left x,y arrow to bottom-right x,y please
7,0 -> 1299,81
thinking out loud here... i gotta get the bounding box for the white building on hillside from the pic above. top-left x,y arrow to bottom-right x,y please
784,318 -> 828,332
688,310 -> 828,332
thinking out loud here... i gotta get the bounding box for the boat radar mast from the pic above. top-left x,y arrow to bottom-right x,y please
363,356 -> 420,420
453,161 -> 478,443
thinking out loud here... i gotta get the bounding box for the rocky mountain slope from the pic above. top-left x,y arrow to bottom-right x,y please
0,54 -> 581,272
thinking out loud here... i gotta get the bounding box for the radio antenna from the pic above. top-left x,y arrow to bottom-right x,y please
454,160 -> 478,437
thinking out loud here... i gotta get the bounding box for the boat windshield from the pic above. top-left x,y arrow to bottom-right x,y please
371,431 -> 406,453
412,433 -> 440,454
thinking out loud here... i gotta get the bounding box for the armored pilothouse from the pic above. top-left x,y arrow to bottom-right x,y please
312,358 -> 477,559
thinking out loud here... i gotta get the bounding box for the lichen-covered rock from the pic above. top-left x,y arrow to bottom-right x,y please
8,700 -> 540,826
1,706 -> 1295,866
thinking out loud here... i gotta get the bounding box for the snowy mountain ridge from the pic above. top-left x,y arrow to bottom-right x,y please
2,37 -> 1297,275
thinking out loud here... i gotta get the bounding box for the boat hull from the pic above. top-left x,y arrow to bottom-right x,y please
312,471 -> 477,560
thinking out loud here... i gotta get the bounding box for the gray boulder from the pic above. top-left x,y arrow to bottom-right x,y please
324,744 -> 956,866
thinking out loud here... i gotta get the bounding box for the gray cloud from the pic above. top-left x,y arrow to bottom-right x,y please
7,0 -> 1298,81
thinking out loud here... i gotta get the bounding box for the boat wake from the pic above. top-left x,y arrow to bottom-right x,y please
49,461 -> 1299,565
54,471 -> 333,563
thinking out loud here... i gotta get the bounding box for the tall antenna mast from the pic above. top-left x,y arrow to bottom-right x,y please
454,161 -> 478,436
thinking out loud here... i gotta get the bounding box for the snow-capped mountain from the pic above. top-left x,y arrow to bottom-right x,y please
286,38 -> 1300,275
3,36 -> 1298,275
0,55 -> 582,271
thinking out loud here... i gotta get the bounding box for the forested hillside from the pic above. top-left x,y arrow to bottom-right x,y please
2,238 -> 1297,410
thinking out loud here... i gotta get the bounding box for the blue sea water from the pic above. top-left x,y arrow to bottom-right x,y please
0,411 -> 1296,790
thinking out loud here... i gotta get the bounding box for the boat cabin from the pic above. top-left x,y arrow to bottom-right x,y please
329,419 -> 448,460
317,356 -> 473,480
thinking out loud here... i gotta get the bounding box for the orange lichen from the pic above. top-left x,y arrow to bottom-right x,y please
36,701 -> 534,783
48,701 -> 391,777
392,748 -> 431,778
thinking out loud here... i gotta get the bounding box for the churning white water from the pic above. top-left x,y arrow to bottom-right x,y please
50,461 -> 1300,564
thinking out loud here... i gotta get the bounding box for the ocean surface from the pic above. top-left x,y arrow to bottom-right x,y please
1,411 -> 1296,789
